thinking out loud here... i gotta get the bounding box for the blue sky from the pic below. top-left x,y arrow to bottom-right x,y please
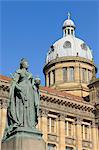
1,0 -> 99,85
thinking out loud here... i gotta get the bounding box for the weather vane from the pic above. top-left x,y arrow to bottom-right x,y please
67,12 -> 71,19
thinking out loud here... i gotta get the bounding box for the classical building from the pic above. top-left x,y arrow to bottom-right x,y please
0,13 -> 99,150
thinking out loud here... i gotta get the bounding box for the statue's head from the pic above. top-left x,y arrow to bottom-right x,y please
20,58 -> 29,69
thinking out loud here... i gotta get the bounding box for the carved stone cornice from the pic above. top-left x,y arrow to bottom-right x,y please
40,96 -> 94,120
40,93 -> 94,114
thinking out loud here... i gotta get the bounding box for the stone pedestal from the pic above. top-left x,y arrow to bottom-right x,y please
1,127 -> 46,150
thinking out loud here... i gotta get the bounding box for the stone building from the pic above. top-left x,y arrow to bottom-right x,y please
0,14 -> 99,150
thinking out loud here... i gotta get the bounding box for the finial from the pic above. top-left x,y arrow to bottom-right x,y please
67,12 -> 71,19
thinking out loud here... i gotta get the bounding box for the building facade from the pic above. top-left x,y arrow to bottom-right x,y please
0,13 -> 99,150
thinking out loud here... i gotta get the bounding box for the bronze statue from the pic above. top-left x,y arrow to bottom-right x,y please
3,58 -> 41,140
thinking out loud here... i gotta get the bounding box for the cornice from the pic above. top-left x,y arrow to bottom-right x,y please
43,56 -> 95,73
40,92 -> 94,114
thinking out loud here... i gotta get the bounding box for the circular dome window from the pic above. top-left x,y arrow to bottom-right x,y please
63,41 -> 71,48
81,43 -> 88,51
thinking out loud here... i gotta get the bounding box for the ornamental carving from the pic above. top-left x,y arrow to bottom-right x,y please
48,134 -> 58,142
65,137 -> 75,145
82,140 -> 92,148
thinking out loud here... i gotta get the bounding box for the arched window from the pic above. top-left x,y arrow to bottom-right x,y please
48,72 -> 51,86
69,67 -> 74,81
81,43 -> 88,50
63,41 -> 71,48
63,67 -> 67,81
68,29 -> 70,35
52,70 -> 55,84
88,70 -> 92,82
82,68 -> 86,82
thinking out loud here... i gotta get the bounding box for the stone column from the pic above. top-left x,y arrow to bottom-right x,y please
74,65 -> 80,83
92,121 -> 98,150
58,114 -> 65,150
76,117 -> 82,150
41,109 -> 48,145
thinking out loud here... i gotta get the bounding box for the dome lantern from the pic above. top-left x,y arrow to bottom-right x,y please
63,12 -> 76,37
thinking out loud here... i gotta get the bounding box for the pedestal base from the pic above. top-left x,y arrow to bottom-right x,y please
1,127 -> 46,150
1,136 -> 46,150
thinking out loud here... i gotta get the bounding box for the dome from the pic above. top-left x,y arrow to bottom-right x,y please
63,19 -> 75,28
46,35 -> 93,63
63,12 -> 75,29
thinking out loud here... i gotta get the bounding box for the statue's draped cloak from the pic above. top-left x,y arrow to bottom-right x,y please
3,69 -> 39,139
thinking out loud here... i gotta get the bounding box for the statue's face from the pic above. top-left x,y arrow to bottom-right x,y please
22,61 -> 29,69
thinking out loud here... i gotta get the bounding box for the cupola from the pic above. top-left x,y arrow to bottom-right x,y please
63,12 -> 76,36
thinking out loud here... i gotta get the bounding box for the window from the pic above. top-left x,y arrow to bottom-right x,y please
88,70 -> 92,82
65,29 -> 66,36
82,124 -> 91,141
71,29 -> 73,35
63,67 -> 67,81
52,70 -> 55,84
68,29 -> 70,35
65,121 -> 73,137
48,144 -> 56,150
48,72 -> 51,86
66,146 -> 73,150
48,117 -> 56,133
69,67 -> 74,81
82,68 -> 86,82
81,43 -> 88,51
63,41 -> 71,48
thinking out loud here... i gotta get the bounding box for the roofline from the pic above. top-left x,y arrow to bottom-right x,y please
0,74 -> 12,82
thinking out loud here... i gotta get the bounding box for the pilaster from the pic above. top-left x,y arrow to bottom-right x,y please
76,117 -> 82,150
91,121 -> 98,150
58,114 -> 65,150
40,109 -> 48,142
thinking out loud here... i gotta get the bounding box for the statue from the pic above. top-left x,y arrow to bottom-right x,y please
3,58 -> 41,141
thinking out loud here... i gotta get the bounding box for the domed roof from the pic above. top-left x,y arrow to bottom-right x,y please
46,35 -> 93,63
63,19 -> 75,28
63,12 -> 75,28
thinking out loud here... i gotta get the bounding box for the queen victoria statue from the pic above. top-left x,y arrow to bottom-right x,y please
2,58 -> 42,142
